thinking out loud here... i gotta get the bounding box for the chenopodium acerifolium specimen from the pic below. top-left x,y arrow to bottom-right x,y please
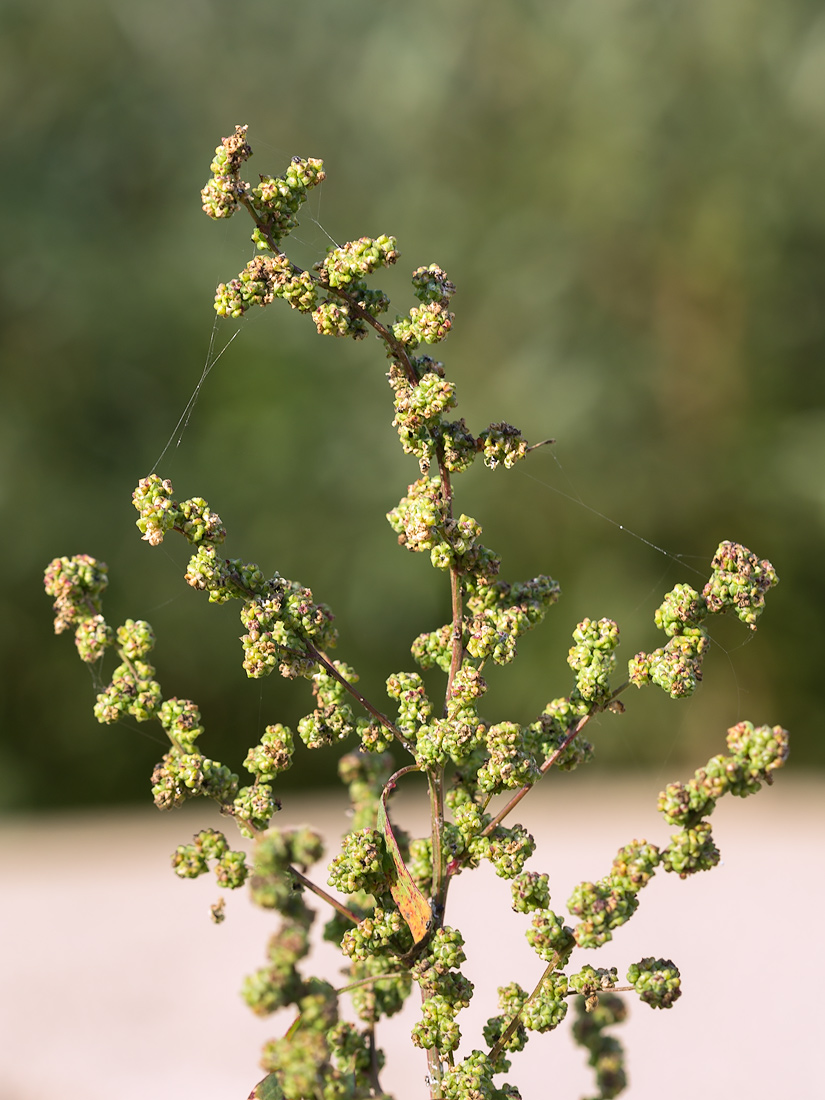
44,126 -> 789,1100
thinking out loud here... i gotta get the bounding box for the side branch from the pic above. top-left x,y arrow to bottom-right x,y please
239,195 -> 419,386
304,641 -> 415,753
481,683 -> 630,838
290,865 -> 361,925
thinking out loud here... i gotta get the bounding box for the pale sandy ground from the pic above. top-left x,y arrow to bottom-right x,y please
2,773 -> 821,1100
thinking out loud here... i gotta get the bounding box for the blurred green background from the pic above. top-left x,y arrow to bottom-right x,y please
3,0 -> 824,811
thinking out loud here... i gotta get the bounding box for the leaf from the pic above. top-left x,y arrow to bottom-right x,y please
249,1071 -> 285,1099
377,784 -> 432,944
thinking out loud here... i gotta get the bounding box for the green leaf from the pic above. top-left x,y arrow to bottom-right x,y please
249,1072 -> 285,1100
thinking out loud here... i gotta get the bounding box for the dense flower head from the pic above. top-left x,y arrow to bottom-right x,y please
233,783 -> 281,839
569,880 -> 640,949
200,125 -> 252,219
626,957 -> 681,1008
244,723 -> 295,780
317,235 -> 399,288
477,724 -> 539,793
159,697 -> 204,752
525,909 -> 576,965
567,617 -> 620,703
465,574 -> 560,665
116,618 -> 155,660
661,820 -> 720,877
328,828 -> 390,897
239,582 -> 337,679
94,658 -> 162,724
150,750 -> 238,811
510,870 -> 551,913
525,698 -> 594,771
132,475 -> 177,546
73,614 -> 113,662
702,541 -> 778,629
44,554 -> 109,634
477,422 -> 528,470
341,906 -> 410,962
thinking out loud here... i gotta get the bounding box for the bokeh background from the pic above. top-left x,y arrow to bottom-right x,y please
3,0 -> 825,812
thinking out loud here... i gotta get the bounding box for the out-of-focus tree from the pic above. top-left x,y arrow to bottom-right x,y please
5,0 -> 824,807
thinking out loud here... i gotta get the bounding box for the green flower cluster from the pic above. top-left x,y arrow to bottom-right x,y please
628,583 -> 710,698
250,155 -> 326,242
477,422 -> 528,470
661,820 -> 720,877
387,476 -> 499,579
568,838 -> 661,948
388,358 -> 462,472
257,976 -> 386,1100
702,541 -> 779,629
72,613 -> 113,663
239,582 -> 337,679
94,657 -> 162,724
658,722 -> 790,827
571,993 -> 628,1100
521,971 -> 569,1033
626,957 -> 681,1009
171,828 -> 249,889
440,1050 -> 520,1100
44,554 -> 109,646
569,965 -> 618,998
524,698 -> 594,771
392,264 -> 455,348
464,575 -> 561,666
410,926 -> 474,1052
630,543 -> 778,698
150,750 -> 238,811
347,953 -> 411,1026
298,662 -> 361,748
656,721 -> 789,878
233,782 -> 281,839
327,829 -> 390,898
202,123 -> 324,248
486,823 -> 536,879
567,618 -> 620,705
484,982 -> 528,1064
510,871 -> 551,914
214,253 -> 318,318
45,556 -> 250,824
245,723 -> 295,780
159,697 -> 204,752
477,723 -> 539,793
117,485 -> 337,683
317,235 -> 398,289
132,474 -> 225,547
199,124 -> 253,219
115,618 -> 155,660
412,992 -> 463,1053
182,544 -> 266,603
341,906 -> 409,962
525,909 -> 576,966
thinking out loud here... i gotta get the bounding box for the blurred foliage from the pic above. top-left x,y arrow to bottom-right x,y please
3,0 -> 824,810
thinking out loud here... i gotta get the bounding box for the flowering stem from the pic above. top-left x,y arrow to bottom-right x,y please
488,953 -> 560,1067
288,865 -> 361,924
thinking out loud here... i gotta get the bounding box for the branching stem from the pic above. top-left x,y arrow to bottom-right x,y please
289,865 -> 361,924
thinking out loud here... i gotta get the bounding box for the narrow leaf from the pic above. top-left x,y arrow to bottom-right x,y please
377,784 -> 432,944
